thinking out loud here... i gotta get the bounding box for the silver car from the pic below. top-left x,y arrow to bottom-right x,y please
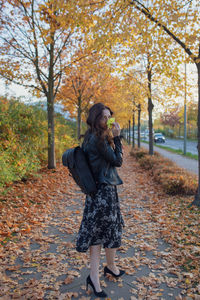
154,133 -> 165,143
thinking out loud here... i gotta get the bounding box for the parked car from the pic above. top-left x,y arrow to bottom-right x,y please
154,133 -> 165,143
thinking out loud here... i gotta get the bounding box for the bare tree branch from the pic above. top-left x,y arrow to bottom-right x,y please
54,56 -> 63,98
128,0 -> 198,61
53,31 -> 72,66
0,74 -> 43,92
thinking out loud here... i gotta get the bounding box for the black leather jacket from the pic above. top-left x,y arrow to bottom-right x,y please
82,133 -> 123,186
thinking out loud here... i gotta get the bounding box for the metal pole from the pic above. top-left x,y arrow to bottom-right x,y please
184,61 -> 187,155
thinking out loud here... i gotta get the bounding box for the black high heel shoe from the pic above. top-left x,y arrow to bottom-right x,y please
86,275 -> 107,298
104,266 -> 125,278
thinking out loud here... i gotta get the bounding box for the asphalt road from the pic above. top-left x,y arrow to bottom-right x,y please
141,137 -> 198,155
141,142 -> 198,175
160,138 -> 198,155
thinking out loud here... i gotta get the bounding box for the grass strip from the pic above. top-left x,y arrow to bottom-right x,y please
141,139 -> 198,160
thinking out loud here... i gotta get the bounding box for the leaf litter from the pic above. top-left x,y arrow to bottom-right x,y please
0,145 -> 199,299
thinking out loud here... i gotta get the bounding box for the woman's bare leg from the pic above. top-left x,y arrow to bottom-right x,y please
105,248 -> 119,275
89,245 -> 102,292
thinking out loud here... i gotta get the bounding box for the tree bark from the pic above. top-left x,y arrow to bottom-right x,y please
147,66 -> 154,155
190,62 -> 200,207
197,62 -> 200,197
47,40 -> 56,169
127,124 -> 129,143
77,96 -> 82,140
132,111 -> 135,148
138,104 -> 141,148
128,120 -> 131,145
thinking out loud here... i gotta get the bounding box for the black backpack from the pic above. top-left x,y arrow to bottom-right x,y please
62,146 -> 97,195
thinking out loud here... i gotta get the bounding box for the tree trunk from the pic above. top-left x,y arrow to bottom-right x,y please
190,62 -> 200,206
132,111 -> 135,148
128,120 -> 131,145
138,104 -> 141,148
47,41 -> 56,169
77,96 -> 82,140
148,67 -> 154,155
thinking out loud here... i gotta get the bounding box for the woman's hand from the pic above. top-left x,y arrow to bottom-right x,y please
112,122 -> 121,137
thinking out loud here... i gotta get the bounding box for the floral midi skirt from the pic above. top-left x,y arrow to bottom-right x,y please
76,184 -> 124,253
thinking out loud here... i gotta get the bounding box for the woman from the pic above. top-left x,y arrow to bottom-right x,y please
76,103 -> 124,298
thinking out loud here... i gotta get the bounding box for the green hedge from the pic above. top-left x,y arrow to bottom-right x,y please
0,97 -> 76,188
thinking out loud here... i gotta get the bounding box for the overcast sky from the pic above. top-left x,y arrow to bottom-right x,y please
0,62 -> 198,114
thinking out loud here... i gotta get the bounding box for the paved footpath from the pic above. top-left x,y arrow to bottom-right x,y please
141,142 -> 198,175
0,147 -> 187,300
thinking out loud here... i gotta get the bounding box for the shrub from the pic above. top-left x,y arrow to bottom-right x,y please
130,148 -> 148,159
0,97 -> 76,188
54,113 -> 77,160
138,155 -> 165,170
130,147 -> 198,195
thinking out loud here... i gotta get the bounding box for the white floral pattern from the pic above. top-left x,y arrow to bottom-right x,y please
76,184 -> 124,252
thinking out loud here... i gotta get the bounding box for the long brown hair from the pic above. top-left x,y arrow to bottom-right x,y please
84,103 -> 114,145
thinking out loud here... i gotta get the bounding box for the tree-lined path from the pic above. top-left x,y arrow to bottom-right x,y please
0,146 -> 199,299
